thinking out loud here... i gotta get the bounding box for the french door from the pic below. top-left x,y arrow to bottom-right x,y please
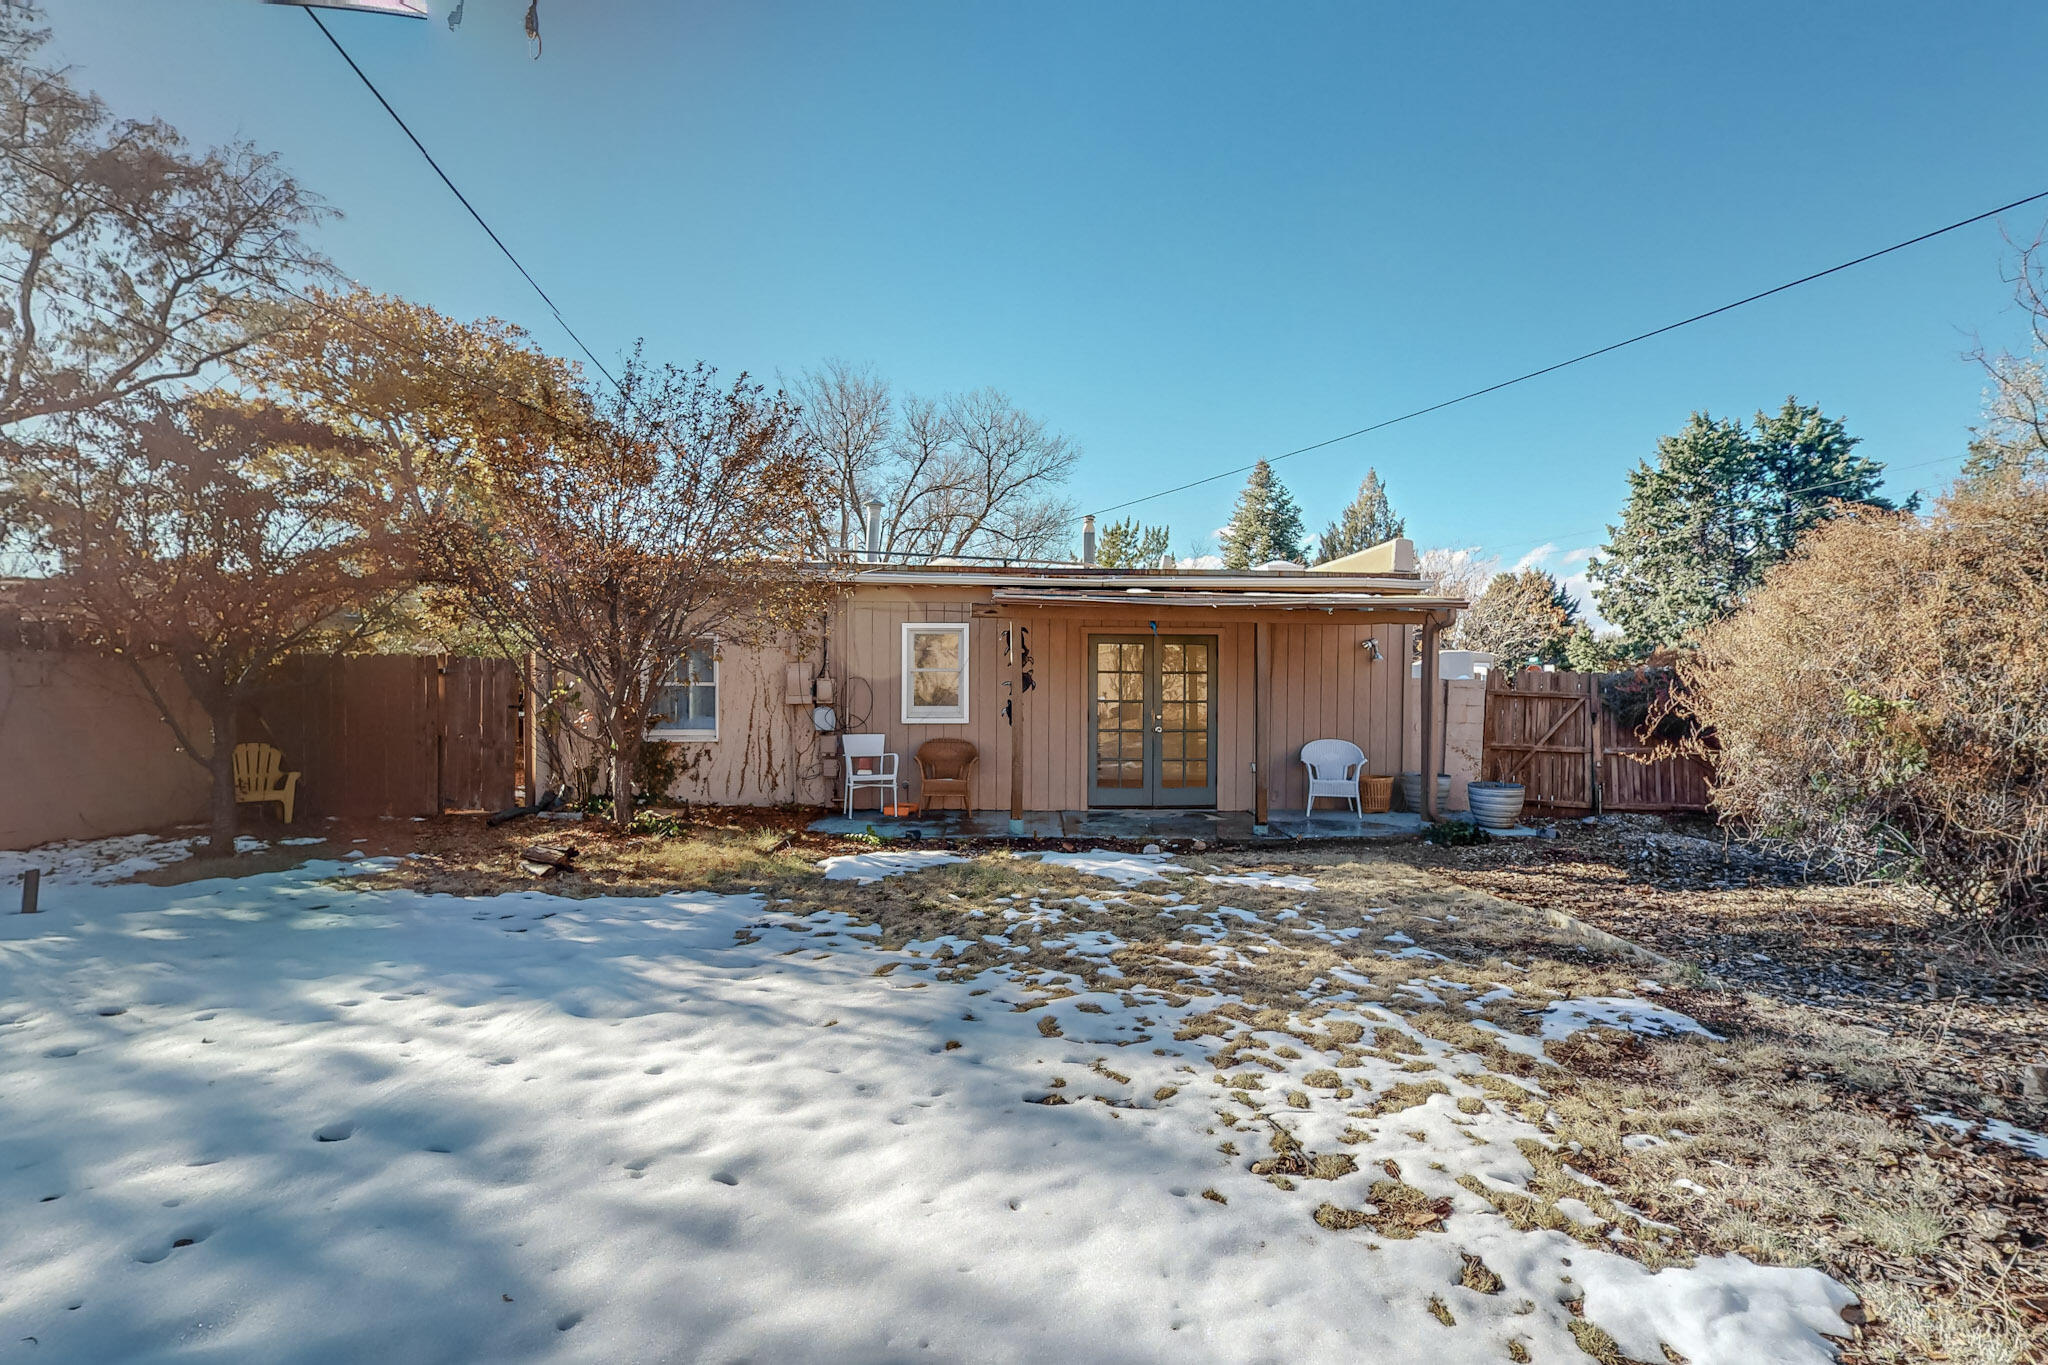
1087,635 -> 1218,808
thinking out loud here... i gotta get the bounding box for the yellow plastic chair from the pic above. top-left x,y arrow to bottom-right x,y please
233,743 -> 300,825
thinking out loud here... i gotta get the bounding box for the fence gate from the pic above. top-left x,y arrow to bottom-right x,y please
248,655 -> 523,818
1480,669 -> 1711,817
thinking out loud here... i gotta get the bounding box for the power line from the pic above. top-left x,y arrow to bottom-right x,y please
1092,185 -> 2048,519
1472,452 -> 1963,573
0,144 -> 598,442
302,7 -> 622,392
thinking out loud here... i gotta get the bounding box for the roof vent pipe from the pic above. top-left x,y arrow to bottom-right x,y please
1081,514 -> 1096,566
863,498 -> 884,562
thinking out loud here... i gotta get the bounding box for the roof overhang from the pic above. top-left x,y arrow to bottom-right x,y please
849,568 -> 1428,593
985,587 -> 1467,613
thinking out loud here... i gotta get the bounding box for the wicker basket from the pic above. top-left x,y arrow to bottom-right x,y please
1358,775 -> 1394,814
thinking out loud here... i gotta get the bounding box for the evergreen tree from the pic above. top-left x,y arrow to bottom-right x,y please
1096,517 -> 1172,568
1589,398 -> 1897,649
1314,467 -> 1404,562
1453,569 -> 1580,665
1217,459 -> 1305,568
1561,625 -> 1638,673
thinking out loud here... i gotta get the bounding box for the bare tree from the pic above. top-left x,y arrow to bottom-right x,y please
794,361 -> 1079,562
6,396 -> 408,853
0,7 -> 330,430
436,352 -> 838,829
1963,231 -> 2048,490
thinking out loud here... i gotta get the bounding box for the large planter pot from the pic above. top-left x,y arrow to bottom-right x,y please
1399,771 -> 1452,814
1466,781 -> 1526,830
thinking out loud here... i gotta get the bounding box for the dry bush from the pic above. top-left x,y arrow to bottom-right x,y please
1681,482 -> 2048,929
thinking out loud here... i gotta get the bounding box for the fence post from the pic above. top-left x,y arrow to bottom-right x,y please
19,868 -> 38,914
1586,672 -> 1604,817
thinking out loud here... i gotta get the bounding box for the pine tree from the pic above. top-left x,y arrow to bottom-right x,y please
1589,399 -> 1898,649
1314,467 -> 1405,562
1096,517 -> 1172,568
1217,459 -> 1306,568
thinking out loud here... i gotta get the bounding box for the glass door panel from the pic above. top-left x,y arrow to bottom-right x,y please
1086,635 -> 1218,808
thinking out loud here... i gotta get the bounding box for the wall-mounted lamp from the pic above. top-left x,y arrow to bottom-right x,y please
1361,637 -> 1383,662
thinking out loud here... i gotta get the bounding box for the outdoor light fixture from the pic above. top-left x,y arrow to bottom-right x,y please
1362,638 -> 1383,662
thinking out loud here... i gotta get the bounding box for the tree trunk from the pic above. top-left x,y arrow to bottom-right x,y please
203,705 -> 240,857
609,743 -> 636,832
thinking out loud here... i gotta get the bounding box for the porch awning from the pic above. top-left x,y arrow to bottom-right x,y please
985,587 -> 1466,612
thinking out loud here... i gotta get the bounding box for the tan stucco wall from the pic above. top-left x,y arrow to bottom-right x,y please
0,651 -> 210,849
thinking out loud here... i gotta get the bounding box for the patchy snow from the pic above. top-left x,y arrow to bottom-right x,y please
1540,996 -> 1725,1042
1027,850 -> 1186,885
816,849 -> 966,883
1201,871 -> 1318,891
0,860 -> 1852,1364
1922,1111 -> 2048,1160
0,833 -> 202,887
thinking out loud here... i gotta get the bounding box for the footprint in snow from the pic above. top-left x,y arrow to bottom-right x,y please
313,1121 -> 356,1143
43,1045 -> 79,1058
95,1006 -> 126,1018
555,1312 -> 583,1332
709,1171 -> 740,1186
133,1224 -> 214,1263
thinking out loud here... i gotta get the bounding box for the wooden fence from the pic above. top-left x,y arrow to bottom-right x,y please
245,655 -> 523,818
1480,668 -> 1711,816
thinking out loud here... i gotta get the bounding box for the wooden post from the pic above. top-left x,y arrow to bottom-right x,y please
1419,614 -> 1441,823
1586,671 -> 1603,817
1005,618 -> 1024,835
1252,621 -> 1270,835
20,868 -> 39,914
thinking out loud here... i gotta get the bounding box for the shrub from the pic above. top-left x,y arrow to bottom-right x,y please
1680,483 -> 2048,929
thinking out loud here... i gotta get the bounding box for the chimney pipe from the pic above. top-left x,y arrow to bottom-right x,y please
1081,514 -> 1097,566
863,498 -> 884,562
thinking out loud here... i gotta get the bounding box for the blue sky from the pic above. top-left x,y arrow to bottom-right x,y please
46,2 -> 2048,607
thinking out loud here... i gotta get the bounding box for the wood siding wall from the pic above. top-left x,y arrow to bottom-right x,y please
801,589 -> 1417,812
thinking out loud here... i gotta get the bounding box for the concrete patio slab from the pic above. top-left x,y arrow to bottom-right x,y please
806,808 -> 1434,843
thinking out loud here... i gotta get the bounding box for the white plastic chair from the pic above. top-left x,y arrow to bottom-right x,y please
1301,739 -> 1366,818
841,733 -> 899,817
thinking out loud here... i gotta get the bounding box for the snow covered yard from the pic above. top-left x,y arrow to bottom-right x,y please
0,837 -> 1871,1363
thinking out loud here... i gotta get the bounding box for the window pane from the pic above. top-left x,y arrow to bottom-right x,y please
913,631 -> 960,670
1096,642 -> 1119,670
1192,672 -> 1209,701
1161,761 -> 1184,788
1119,760 -> 1144,788
1186,644 -> 1209,669
1161,643 -> 1184,671
1120,643 -> 1143,671
1185,760 -> 1208,787
1186,730 -> 1208,758
1161,672 -> 1186,701
1162,731 -> 1183,759
913,672 -> 960,708
1096,760 -> 1121,786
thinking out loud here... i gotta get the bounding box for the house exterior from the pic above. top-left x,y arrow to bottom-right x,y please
575,537 -> 1477,822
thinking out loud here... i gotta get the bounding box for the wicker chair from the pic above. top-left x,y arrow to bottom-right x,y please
914,738 -> 979,816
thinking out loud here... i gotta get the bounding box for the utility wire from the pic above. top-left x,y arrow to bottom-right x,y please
1091,185 -> 2048,519
303,7 -> 622,392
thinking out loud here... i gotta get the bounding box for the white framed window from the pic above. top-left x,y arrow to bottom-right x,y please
901,622 -> 969,723
649,644 -> 719,740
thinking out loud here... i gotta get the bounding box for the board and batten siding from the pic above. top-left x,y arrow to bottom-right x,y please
638,587 -> 1429,813
814,590 -> 1413,812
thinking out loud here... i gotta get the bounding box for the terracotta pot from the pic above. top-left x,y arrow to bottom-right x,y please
1466,781 -> 1526,830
